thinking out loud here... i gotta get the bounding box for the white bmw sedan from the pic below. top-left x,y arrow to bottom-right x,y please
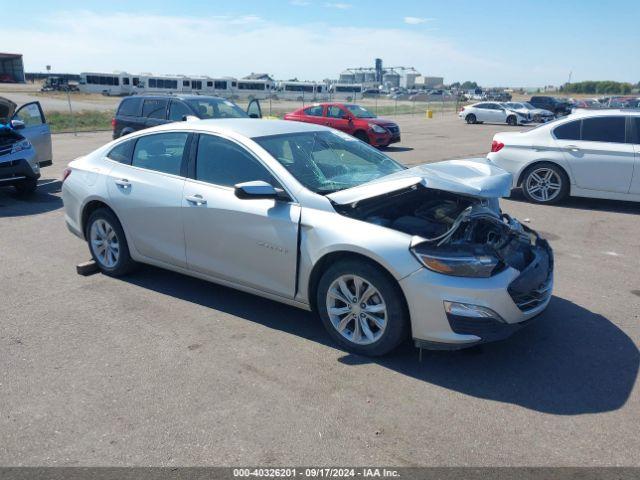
62,119 -> 553,355
487,109 -> 640,204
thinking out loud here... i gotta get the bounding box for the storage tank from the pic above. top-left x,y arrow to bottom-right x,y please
383,71 -> 400,88
353,72 -> 365,83
402,72 -> 420,89
339,71 -> 355,83
363,70 -> 377,83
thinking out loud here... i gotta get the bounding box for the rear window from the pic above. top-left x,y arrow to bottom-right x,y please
142,99 -> 168,119
117,98 -> 141,117
303,105 -> 323,117
553,120 -> 580,140
581,116 -> 626,143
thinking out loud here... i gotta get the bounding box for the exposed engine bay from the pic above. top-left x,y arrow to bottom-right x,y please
334,184 -> 552,279
0,127 -> 23,147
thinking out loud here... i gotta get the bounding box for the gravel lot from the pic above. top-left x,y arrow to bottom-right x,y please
1,116 -> 638,466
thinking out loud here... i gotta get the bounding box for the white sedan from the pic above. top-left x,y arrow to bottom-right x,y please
459,102 -> 530,126
487,109 -> 640,204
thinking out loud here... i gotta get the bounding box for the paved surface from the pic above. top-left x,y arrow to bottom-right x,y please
1,116 -> 639,466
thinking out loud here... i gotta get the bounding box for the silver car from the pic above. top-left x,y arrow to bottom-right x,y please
62,119 -> 553,355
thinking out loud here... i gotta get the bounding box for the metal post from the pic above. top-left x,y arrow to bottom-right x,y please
269,97 -> 272,117
66,89 -> 77,136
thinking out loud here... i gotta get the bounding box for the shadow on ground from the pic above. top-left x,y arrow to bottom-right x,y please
0,178 -> 62,217
123,265 -> 639,416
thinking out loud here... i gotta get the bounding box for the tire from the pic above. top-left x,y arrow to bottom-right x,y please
465,114 -> 476,124
316,259 -> 409,356
354,130 -> 370,144
521,163 -> 569,204
85,208 -> 137,276
507,115 -> 518,126
14,178 -> 37,197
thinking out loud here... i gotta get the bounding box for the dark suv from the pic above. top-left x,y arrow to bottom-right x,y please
529,96 -> 571,116
112,95 -> 262,139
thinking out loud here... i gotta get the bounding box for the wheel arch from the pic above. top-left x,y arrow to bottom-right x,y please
80,199 -> 119,240
516,159 -> 573,187
307,250 -> 410,318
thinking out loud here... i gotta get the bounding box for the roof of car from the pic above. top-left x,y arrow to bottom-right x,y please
566,108 -> 640,118
124,94 -> 226,101
151,118 -> 331,138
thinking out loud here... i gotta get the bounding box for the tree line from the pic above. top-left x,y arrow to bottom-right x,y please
561,81 -> 638,95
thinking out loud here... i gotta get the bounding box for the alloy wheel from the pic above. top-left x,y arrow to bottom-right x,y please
325,274 -> 387,345
90,219 -> 120,268
525,167 -> 562,202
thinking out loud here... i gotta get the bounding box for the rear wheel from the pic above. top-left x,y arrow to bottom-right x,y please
14,178 -> 37,197
353,130 -> 370,144
86,208 -> 137,276
465,114 -> 477,124
317,260 -> 409,356
521,163 -> 569,204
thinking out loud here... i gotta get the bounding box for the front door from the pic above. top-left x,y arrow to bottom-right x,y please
325,105 -> 352,133
13,102 -> 52,166
106,132 -> 189,267
557,116 -> 634,193
142,98 -> 169,129
182,133 -> 299,298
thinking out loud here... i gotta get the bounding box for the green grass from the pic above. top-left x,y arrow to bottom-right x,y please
47,110 -> 114,133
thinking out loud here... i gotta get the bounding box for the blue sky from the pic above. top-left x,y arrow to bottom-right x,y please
4,0 -> 639,87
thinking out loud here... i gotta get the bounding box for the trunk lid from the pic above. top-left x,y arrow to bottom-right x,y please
327,158 -> 512,205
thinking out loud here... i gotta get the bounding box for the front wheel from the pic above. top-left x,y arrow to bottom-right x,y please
521,163 -> 569,204
86,208 -> 137,276
317,260 -> 409,356
353,130 -> 370,144
507,115 -> 518,126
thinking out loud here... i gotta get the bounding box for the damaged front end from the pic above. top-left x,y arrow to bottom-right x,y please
333,181 -> 553,314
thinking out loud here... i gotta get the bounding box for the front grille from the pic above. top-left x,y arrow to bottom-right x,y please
509,279 -> 552,311
508,243 -> 553,312
0,159 -> 20,168
449,316 -> 508,337
385,125 -> 399,134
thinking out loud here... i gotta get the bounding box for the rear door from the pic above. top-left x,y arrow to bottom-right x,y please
106,131 -> 190,267
142,98 -> 169,129
12,102 -> 52,166
555,116 -> 634,193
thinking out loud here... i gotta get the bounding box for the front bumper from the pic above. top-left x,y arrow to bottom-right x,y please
0,157 -> 40,185
400,242 -> 553,350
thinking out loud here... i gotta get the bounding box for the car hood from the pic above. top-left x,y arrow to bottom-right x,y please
0,96 -> 17,123
366,117 -> 397,127
327,158 -> 512,205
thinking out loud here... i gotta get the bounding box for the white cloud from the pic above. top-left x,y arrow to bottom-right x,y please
2,10 -> 500,83
324,2 -> 352,9
290,0 -> 311,5
404,17 -> 431,25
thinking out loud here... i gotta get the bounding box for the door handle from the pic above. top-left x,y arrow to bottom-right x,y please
566,145 -> 581,152
185,194 -> 207,206
115,179 -> 131,189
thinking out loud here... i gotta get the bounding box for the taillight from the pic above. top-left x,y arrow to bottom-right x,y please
61,168 -> 72,183
491,140 -> 504,153
111,118 -> 116,128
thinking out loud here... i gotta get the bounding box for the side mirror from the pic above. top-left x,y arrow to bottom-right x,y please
10,119 -> 25,130
234,180 -> 280,200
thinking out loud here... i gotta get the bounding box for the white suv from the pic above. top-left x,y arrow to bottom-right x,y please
487,110 -> 640,204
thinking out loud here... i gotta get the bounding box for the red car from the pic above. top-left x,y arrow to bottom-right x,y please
283,103 -> 400,147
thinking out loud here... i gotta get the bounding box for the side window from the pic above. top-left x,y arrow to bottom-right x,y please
142,99 -> 168,119
632,118 -> 640,144
131,132 -> 188,176
581,116 -> 626,143
554,120 -> 581,141
117,98 -> 142,116
195,134 -> 277,188
326,106 -> 345,118
169,101 -> 192,121
14,103 -> 44,126
106,139 -> 135,164
475,103 -> 488,109
304,105 -> 323,117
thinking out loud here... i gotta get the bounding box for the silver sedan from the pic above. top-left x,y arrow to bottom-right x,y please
62,119 -> 553,355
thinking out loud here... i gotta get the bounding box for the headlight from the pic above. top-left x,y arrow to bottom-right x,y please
411,244 -> 500,277
369,124 -> 387,134
11,139 -> 32,154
